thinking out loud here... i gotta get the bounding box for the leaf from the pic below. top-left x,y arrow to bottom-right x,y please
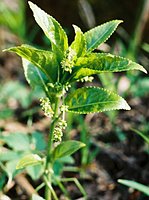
28,1 -> 68,55
3,133 -> 30,151
5,160 -> 19,178
26,164 -> 44,180
84,20 -> 122,52
32,194 -> 45,200
0,174 -> 6,191
131,128 -> 149,144
118,179 -> 149,196
52,140 -> 85,161
65,87 -> 130,114
31,131 -> 46,151
7,45 -> 58,82
22,58 -> 48,90
0,151 -> 20,161
72,53 -> 147,81
70,25 -> 86,57
16,154 -> 42,169
0,81 -> 31,108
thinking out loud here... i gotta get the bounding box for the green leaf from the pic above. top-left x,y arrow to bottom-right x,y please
65,87 -> 130,114
5,160 -> 19,178
52,140 -> 85,161
3,133 -> 30,151
0,151 -> 20,161
131,128 -> 149,144
70,25 -> 86,57
72,53 -> 147,81
84,20 -> 122,52
0,174 -> 6,191
7,45 -> 58,82
16,154 -> 42,169
22,58 -> 48,90
118,179 -> 149,196
26,164 -> 44,180
32,194 -> 45,200
31,131 -> 46,151
28,1 -> 68,55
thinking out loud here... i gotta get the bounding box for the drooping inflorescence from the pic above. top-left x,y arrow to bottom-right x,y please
40,97 -> 54,118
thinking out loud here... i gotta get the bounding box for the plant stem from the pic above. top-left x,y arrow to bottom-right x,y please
45,97 -> 60,200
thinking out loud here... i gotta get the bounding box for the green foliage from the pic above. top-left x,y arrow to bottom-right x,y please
118,129 -> 149,196
52,140 -> 85,162
2,133 -> 30,151
71,25 -> 86,57
131,128 -> 149,144
28,1 -> 68,58
130,78 -> 149,97
118,179 -> 149,196
16,154 -> 42,169
142,43 -> 149,53
0,0 -> 26,38
3,1 -> 147,199
84,20 -> 123,52
65,87 -> 130,114
22,59 -> 48,91
71,53 -> 146,82
8,45 -> 58,82
0,81 -> 31,109
0,131 -> 46,183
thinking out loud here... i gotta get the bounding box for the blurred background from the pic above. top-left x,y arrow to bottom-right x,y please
0,0 -> 149,199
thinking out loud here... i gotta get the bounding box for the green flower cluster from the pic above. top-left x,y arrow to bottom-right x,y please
61,47 -> 77,73
40,97 -> 54,118
53,119 -> 67,142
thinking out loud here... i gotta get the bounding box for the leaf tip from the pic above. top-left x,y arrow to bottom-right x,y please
28,1 -> 36,11
28,1 -> 33,7
117,179 -> 123,183
121,99 -> 131,110
117,19 -> 123,24
141,67 -> 147,74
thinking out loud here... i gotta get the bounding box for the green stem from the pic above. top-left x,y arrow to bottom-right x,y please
44,97 -> 60,200
127,0 -> 149,60
44,176 -> 59,200
61,178 -> 87,198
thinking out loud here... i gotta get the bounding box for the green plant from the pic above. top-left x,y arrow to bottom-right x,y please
118,129 -> 149,196
4,1 -> 147,199
0,0 -> 26,38
0,131 -> 46,196
118,179 -> 149,196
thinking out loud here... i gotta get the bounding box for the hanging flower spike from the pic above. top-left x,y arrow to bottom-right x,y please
40,97 -> 54,118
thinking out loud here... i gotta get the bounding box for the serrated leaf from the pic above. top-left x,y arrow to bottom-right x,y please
84,20 -> 122,52
28,1 -> 68,56
71,53 -> 147,81
65,87 -> 130,114
52,140 -> 85,161
22,58 -> 48,90
70,25 -> 86,57
7,45 -> 58,82
118,179 -> 149,196
16,154 -> 42,169
32,194 -> 45,200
